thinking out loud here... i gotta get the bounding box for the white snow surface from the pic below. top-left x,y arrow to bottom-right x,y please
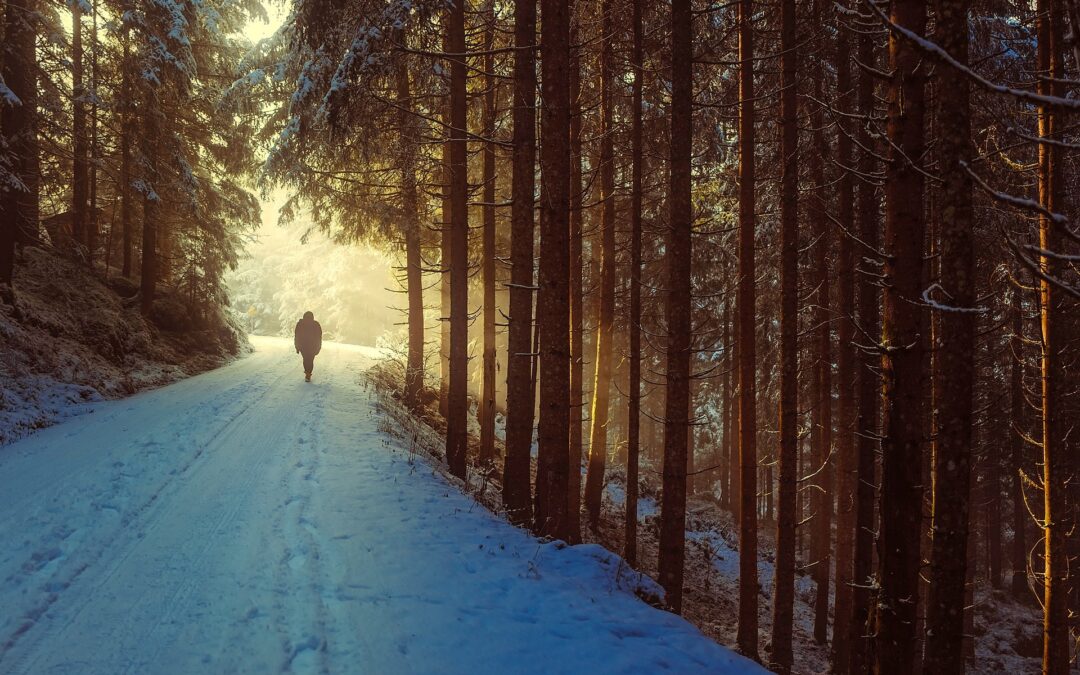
0,336 -> 764,675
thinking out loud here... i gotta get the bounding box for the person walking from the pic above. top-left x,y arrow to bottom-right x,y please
294,311 -> 323,382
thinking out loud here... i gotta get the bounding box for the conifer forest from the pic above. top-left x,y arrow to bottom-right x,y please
2,0 -> 1080,670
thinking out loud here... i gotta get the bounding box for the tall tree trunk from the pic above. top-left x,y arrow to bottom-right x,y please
736,0 -> 759,657
1036,0 -> 1069,670
534,0 -> 571,541
440,147 -> 451,419
721,301 -> 733,511
987,432 -> 1003,591
567,8 -> 584,545
72,0 -> 89,253
808,6 -> 833,643
404,226 -> 424,408
686,398 -> 695,497
87,0 -> 99,266
445,0 -> 469,481
658,0 -> 692,614
396,62 -> 424,413
769,0 -> 798,665
917,78 -> 939,675
963,441 -> 978,660
480,6 -> 497,466
624,0 -> 643,566
832,20 -> 857,648
729,307 -> 740,519
440,23 -> 452,422
922,0 -> 974,667
140,84 -> 161,316
0,0 -> 38,294
583,0 -> 617,530
120,21 -> 133,278
1010,295 -> 1028,600
876,0 -> 928,666
848,27 -> 880,674
503,0 -> 538,525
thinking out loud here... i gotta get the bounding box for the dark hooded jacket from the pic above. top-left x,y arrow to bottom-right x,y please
294,314 -> 323,355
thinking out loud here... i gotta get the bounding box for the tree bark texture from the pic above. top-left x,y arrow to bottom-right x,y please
534,0 -> 571,541
769,0 -> 799,665
736,0 -> 759,656
922,0 -> 975,667
502,0 -> 538,525
876,0 -> 928,666
583,0 -> 617,531
658,0 -> 692,615
444,0 -> 470,481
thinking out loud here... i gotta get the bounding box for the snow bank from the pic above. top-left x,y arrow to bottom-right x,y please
366,369 -> 767,674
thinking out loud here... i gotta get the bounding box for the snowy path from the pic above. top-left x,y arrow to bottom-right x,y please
0,337 -> 763,675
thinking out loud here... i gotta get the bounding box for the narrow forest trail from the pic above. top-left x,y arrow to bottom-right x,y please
0,337 -> 762,675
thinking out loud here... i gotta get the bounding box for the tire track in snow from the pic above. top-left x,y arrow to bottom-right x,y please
305,362 -> 416,675
0,352 -> 285,526
271,354 -> 334,675
0,351 -> 297,673
116,380 -> 300,675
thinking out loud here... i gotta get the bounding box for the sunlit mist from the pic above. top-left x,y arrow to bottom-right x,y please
241,1 -> 288,44
225,191 -> 404,347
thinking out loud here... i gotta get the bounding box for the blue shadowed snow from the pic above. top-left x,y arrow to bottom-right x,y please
0,337 -> 764,674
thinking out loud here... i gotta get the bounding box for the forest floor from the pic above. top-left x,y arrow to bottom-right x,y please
0,336 -> 763,674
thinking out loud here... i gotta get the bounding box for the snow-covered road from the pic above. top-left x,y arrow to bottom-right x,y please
0,337 -> 763,674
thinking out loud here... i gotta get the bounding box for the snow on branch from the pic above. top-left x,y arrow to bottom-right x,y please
863,0 -> 1080,112
1007,236 -> 1080,300
0,77 -> 21,107
318,0 -> 414,122
132,178 -> 160,202
1021,244 -> 1080,262
222,67 -> 267,101
1,171 -> 29,194
156,0 -> 191,47
1006,125 -> 1080,150
920,283 -> 989,314
262,46 -> 333,178
961,160 -> 1073,229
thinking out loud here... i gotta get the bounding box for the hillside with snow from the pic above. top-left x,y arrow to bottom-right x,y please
0,247 -> 247,445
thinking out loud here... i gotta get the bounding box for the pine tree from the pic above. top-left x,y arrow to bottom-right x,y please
876,0 -> 928,667
566,5 -> 584,545
1035,0 -> 1070,669
736,0 -> 759,657
769,0 -> 799,663
583,0 -> 618,530
445,0 -> 469,481
831,15 -> 857,659
922,0 -> 975,667
479,1 -> 498,466
534,0 -> 571,541
658,0 -> 692,614
0,0 -> 38,297
503,0 -> 538,526
624,0 -> 644,566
